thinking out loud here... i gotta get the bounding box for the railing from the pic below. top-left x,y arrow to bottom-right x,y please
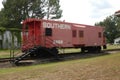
9,36 -> 36,63
45,37 -> 65,54
45,37 -> 60,48
10,34 -> 65,63
22,37 -> 36,51
10,41 -> 22,63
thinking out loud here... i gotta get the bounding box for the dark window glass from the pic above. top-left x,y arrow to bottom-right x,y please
72,30 -> 77,37
79,30 -> 84,37
45,28 -> 52,36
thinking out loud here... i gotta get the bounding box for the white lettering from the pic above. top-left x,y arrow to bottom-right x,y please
53,40 -> 63,44
43,22 -> 71,30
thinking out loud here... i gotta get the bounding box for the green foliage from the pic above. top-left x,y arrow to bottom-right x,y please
95,16 -> 120,43
46,0 -> 62,19
0,0 -> 62,28
0,27 -> 6,31
0,27 -> 21,32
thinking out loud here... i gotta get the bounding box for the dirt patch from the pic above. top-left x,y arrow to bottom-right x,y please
0,62 -> 13,68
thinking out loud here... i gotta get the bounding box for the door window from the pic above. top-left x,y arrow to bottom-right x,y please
45,28 -> 52,36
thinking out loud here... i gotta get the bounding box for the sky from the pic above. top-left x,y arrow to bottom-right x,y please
60,0 -> 120,25
0,0 -> 120,25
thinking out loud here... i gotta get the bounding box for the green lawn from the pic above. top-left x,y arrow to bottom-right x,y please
0,44 -> 120,58
106,44 -> 120,50
0,49 -> 21,58
0,50 -> 10,58
0,52 -> 120,80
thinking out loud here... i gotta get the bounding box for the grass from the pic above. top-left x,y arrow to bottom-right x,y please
59,48 -> 80,53
0,52 -> 120,80
0,50 -> 10,58
0,44 -> 120,58
106,44 -> 120,50
0,49 -> 21,58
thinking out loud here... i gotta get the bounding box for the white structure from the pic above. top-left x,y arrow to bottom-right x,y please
114,37 -> 120,44
0,30 -> 21,49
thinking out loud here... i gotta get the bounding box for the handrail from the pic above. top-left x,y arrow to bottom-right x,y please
10,41 -> 22,62
39,36 -> 65,55
10,34 -> 65,62
10,36 -> 35,62
45,37 -> 62,48
45,37 -> 64,54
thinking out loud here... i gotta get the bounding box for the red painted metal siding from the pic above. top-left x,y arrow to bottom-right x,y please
84,26 -> 104,46
21,18 -> 106,51
72,24 -> 85,46
41,20 -> 73,48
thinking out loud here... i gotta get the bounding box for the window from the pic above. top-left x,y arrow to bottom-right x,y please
98,32 -> 101,38
45,28 -> 52,36
72,30 -> 77,37
79,30 -> 84,37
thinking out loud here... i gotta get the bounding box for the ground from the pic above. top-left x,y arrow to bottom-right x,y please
0,45 -> 120,80
0,50 -> 10,58
0,52 -> 120,80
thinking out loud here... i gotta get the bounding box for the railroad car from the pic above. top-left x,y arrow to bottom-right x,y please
22,18 -> 106,52
11,18 -> 107,64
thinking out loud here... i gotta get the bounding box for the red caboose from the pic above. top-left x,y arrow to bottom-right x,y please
12,18 -> 107,64
22,18 -> 106,53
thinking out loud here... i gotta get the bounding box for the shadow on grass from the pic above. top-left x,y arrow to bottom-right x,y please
16,51 -> 110,66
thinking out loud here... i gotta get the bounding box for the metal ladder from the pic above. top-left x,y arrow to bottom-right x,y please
10,46 -> 39,64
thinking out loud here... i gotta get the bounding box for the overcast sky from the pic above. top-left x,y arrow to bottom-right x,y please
0,0 -> 120,25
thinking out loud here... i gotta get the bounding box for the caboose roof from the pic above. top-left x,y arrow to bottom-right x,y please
23,18 -> 103,28
23,18 -> 40,24
73,24 -> 86,28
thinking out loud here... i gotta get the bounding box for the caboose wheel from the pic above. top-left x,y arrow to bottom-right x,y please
50,47 -> 59,59
96,46 -> 101,52
51,47 -> 58,55
81,47 -> 85,53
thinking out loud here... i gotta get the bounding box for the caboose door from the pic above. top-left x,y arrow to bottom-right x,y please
72,29 -> 85,46
78,30 -> 84,45
72,29 -> 78,45
34,21 -> 41,46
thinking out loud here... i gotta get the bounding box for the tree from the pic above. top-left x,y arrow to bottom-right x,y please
0,0 -> 62,28
45,0 -> 62,19
0,9 -> 8,27
95,15 -> 120,43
